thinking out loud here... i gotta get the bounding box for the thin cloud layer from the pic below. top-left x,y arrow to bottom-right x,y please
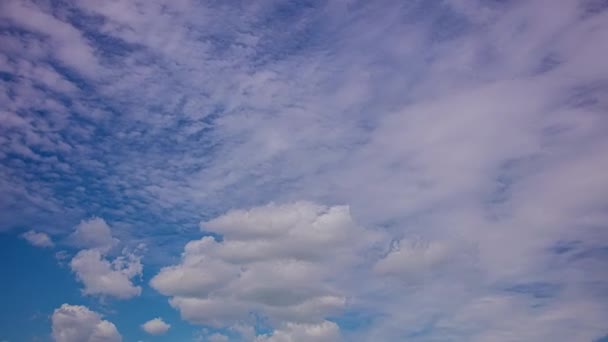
21,230 -> 54,248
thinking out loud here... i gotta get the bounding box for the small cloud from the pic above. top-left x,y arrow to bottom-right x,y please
68,217 -> 118,252
52,304 -> 121,342
55,250 -> 71,267
71,249 -> 142,299
141,317 -> 171,335
55,250 -> 70,261
21,230 -> 54,248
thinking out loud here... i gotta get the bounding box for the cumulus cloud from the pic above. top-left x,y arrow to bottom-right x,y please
68,218 -> 118,252
255,321 -> 341,342
66,217 -> 142,299
151,202 -> 382,331
21,230 -> 54,248
70,249 -> 142,299
141,317 -> 170,335
51,304 -> 121,342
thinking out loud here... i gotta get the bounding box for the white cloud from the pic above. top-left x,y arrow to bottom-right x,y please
373,239 -> 476,284
66,217 -> 142,299
21,230 -> 54,248
433,294 -> 608,342
207,333 -> 229,342
0,0 -> 98,76
151,202 -> 382,329
51,304 -> 121,342
141,317 -> 170,335
68,217 -> 118,252
2,0 -> 608,340
375,240 -> 450,276
255,321 -> 341,342
70,249 -> 142,299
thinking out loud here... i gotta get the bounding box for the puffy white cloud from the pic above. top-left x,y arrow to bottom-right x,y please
68,217 -> 118,252
71,249 -> 142,299
151,202 -> 382,329
141,317 -> 170,335
255,321 -> 341,342
66,216 -> 143,299
21,230 -> 54,248
51,304 -> 121,342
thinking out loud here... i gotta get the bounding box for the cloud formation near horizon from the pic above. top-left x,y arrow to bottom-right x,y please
1,0 -> 608,341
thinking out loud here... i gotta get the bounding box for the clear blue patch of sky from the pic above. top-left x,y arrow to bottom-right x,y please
0,235 -> 81,341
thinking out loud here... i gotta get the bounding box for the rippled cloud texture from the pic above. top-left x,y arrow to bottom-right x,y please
1,0 -> 608,341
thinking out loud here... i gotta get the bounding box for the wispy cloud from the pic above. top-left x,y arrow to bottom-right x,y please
21,230 -> 54,248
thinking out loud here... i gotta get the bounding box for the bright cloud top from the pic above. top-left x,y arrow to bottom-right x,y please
68,217 -> 143,299
68,217 -> 119,252
70,248 -> 142,299
51,304 -> 121,342
141,317 -> 171,335
151,202 -> 380,334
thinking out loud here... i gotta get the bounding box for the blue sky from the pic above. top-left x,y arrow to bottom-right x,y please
1,0 -> 608,341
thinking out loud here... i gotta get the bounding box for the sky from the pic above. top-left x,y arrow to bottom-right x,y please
1,0 -> 608,341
